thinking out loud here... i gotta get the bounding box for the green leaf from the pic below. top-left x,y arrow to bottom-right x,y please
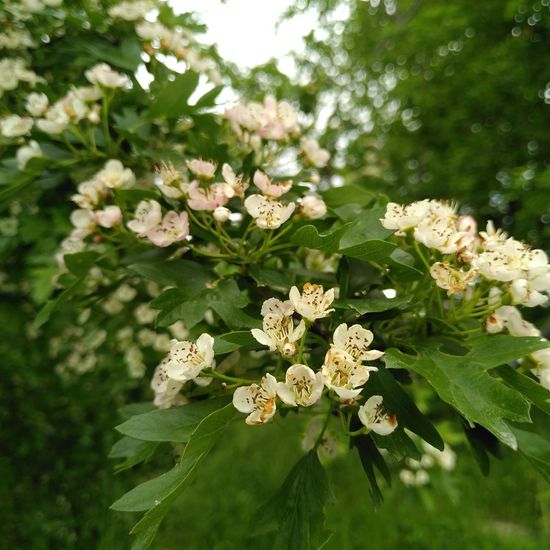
351,433 -> 387,507
149,71 -> 200,119
112,403 -> 234,513
115,397 -> 230,442
386,346 -> 531,449
372,427 -> 421,461
193,85 -> 223,109
248,264 -> 293,292
496,365 -> 550,416
367,364 -> 444,450
214,331 -> 262,354
127,259 -> 213,293
64,251 -> 99,277
34,276 -> 85,328
252,451 -> 333,550
466,334 -> 550,369
150,289 -> 209,329
109,437 -> 159,473
321,185 -> 374,208
122,404 -> 235,550
290,222 -> 351,251
335,294 -> 411,315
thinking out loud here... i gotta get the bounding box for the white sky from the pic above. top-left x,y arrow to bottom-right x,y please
169,0 -> 317,72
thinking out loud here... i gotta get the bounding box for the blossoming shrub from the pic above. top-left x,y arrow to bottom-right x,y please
2,1 -> 550,549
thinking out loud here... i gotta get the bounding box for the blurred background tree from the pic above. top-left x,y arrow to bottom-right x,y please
238,0 -> 550,248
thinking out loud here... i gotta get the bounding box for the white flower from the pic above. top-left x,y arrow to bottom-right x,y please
213,206 -> 231,223
380,200 -> 431,232
154,162 -> 186,198
414,215 -> 465,254
332,323 -> 384,362
301,137 -> 330,168
25,92 -> 49,117
85,63 -> 130,88
70,209 -> 95,232
289,283 -> 335,321
429,262 -> 477,295
244,194 -> 295,230
479,220 -> 508,250
186,159 -> 217,179
358,395 -> 398,436
321,348 -> 377,400
0,115 -> 33,137
300,195 -> 327,219
127,200 -> 162,236
96,159 -> 135,189
253,170 -> 292,198
233,373 -> 278,425
251,298 -> 306,357
16,140 -> 42,169
71,179 -> 107,209
164,333 -> 216,382
421,441 -> 457,471
276,364 -> 324,407
187,181 -> 231,211
222,163 -> 248,197
151,358 -> 185,409
36,103 -> 69,134
146,211 -> 189,247
108,0 -> 154,20
509,278 -> 548,307
94,205 -> 122,228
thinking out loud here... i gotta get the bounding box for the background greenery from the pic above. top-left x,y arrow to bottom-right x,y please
3,0 -> 550,548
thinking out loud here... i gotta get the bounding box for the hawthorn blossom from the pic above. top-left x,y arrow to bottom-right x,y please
332,323 -> 384,362
289,283 -> 335,321
300,196 -> 327,220
222,163 -> 248,198
414,216 -> 469,254
186,159 -> 217,180
127,200 -> 162,236
251,298 -> 306,357
155,162 -> 186,198
301,137 -> 330,168
233,373 -> 278,425
380,200 -> 431,232
36,103 -> 69,134
321,347 -> 377,400
85,63 -> 130,88
187,181 -> 231,211
96,159 -> 135,189
358,395 -> 398,436
429,262 -> 477,294
0,115 -> 33,137
213,206 -> 231,223
94,205 -> 122,228
164,334 -> 215,382
253,170 -> 292,198
108,0 -> 154,20
146,211 -> 189,247
244,195 -> 295,230
70,209 -> 95,234
151,358 -> 185,409
479,221 -> 508,250
276,364 -> 324,407
71,179 -> 107,209
25,92 -> 48,117
16,140 -> 42,169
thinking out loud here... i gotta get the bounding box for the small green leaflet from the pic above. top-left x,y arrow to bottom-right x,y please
149,71 -> 200,119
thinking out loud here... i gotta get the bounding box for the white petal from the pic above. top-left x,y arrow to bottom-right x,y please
232,386 -> 256,413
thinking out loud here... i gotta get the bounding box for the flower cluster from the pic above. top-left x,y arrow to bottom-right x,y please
381,199 -> 550,306
399,441 -> 457,488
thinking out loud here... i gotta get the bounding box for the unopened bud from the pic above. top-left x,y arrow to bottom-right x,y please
213,206 -> 231,223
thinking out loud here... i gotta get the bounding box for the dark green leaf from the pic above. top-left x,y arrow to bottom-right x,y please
149,71 -> 200,118
115,397 -> 230,442
252,451 -> 333,550
496,365 -> 550,416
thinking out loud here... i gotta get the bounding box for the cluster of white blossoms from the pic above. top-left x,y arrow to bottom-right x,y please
56,160 -> 135,267
150,333 -> 216,408
108,0 -> 154,21
3,0 -> 62,19
225,95 -> 301,145
0,28 -> 35,50
128,199 -> 189,248
233,283 -> 397,433
487,305 -> 550,390
399,441 -> 457,488
136,20 -> 221,83
0,57 -> 43,98
381,199 -> 550,306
